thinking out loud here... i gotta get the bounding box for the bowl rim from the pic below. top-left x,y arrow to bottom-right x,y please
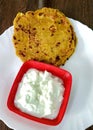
7,60 -> 72,126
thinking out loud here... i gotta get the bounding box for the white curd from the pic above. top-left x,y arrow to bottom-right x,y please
14,69 -> 65,119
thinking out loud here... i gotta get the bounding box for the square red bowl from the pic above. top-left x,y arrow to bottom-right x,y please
7,60 -> 72,126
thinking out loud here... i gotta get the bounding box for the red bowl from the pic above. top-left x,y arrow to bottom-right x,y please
7,60 -> 72,126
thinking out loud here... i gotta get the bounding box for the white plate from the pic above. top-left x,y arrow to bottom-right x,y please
0,19 -> 93,130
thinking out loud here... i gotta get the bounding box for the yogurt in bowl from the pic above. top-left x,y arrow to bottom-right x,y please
14,69 -> 65,119
7,60 -> 72,126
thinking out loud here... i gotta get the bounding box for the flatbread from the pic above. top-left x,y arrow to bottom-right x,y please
13,7 -> 77,66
